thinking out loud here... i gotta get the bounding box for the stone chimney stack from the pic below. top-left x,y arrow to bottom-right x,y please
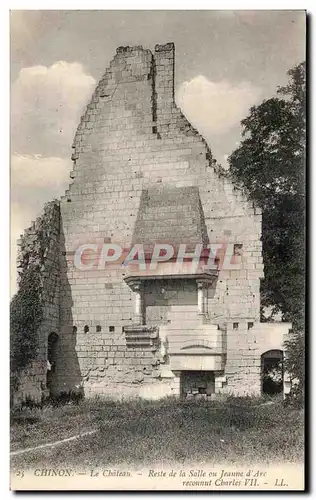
154,43 -> 175,132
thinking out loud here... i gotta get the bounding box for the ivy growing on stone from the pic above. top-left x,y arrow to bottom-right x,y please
10,201 -> 60,394
10,268 -> 43,389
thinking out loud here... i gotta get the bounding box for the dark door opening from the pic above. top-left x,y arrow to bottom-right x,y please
47,332 -> 59,395
261,350 -> 284,395
180,371 -> 215,399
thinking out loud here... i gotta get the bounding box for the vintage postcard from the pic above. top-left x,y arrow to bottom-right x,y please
10,10 -> 306,491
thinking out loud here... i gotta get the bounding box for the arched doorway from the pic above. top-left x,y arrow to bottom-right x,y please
261,349 -> 284,395
46,332 -> 59,395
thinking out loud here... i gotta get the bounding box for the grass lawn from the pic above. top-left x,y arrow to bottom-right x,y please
10,396 -> 304,470
10,398 -> 104,451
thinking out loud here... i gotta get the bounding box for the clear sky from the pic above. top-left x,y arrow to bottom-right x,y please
10,10 -> 306,294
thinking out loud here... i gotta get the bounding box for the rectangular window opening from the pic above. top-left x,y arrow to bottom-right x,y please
233,244 -> 243,256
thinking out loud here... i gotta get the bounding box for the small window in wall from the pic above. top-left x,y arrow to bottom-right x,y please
96,325 -> 102,333
84,325 -> 89,333
248,322 -> 254,330
233,244 -> 243,256
73,326 -> 77,334
109,326 -> 115,332
122,326 -> 125,333
233,322 -> 239,330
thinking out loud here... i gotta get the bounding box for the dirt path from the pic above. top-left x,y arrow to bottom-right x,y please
10,429 -> 97,456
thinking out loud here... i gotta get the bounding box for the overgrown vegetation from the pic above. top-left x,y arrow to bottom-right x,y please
10,270 -> 43,392
284,330 -> 305,406
228,62 -> 306,403
11,396 -> 303,469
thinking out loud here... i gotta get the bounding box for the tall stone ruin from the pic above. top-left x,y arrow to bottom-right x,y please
13,43 -> 291,403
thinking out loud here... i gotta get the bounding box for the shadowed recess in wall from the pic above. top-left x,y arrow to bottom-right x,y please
54,219 -> 82,398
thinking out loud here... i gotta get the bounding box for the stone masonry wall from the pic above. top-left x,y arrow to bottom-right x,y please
56,43 -> 264,398
74,331 -> 176,399
222,322 -> 290,396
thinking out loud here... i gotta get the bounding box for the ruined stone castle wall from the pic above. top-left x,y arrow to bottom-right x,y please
11,43 -> 278,403
55,43 -> 264,398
